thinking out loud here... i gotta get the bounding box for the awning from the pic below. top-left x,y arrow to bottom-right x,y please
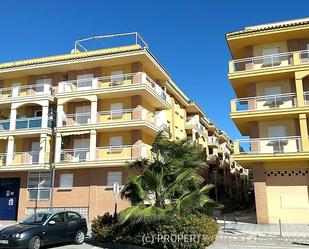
61,131 -> 90,136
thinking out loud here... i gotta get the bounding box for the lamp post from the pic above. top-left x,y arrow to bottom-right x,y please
34,180 -> 46,215
48,109 -> 56,211
113,182 -> 120,219
213,169 -> 218,203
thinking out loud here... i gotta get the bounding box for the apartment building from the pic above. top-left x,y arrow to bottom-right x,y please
0,33 -> 246,221
227,18 -> 309,224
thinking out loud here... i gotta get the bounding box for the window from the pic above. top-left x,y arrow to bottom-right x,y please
28,172 -> 51,200
264,86 -> 282,96
110,103 -> 123,118
68,212 -> 81,222
59,174 -> 74,189
76,73 -> 93,90
267,125 -> 286,137
109,136 -> 123,152
50,212 -> 66,223
111,70 -> 124,86
107,171 -> 122,186
263,47 -> 280,65
34,110 -> 42,117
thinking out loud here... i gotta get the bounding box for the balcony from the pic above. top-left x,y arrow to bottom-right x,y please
0,117 -> 52,133
60,108 -> 168,135
231,93 -> 297,112
208,136 -> 219,147
57,72 -> 170,109
0,84 -> 53,103
186,117 -> 207,136
0,151 -> 50,168
60,144 -> 151,163
237,136 -> 301,154
229,49 -> 309,74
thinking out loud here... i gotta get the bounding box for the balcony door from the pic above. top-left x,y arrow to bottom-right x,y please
267,125 -> 287,153
73,139 -> 90,162
111,71 -> 124,86
75,106 -> 91,125
76,74 -> 93,90
263,47 -> 280,66
31,142 -> 40,164
35,78 -> 51,95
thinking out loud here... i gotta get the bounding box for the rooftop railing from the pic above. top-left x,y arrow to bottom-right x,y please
0,83 -> 53,99
57,72 -> 169,102
232,92 -> 297,112
237,136 -> 301,154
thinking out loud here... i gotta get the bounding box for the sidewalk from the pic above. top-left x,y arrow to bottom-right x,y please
218,221 -> 309,237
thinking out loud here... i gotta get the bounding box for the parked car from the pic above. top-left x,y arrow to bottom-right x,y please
0,210 -> 88,249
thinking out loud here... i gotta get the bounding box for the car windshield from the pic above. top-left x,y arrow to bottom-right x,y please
21,213 -> 52,225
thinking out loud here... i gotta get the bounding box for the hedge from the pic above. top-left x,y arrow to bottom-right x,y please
92,213 -> 219,249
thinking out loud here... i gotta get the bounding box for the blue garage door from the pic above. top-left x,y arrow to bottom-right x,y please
0,178 -> 20,220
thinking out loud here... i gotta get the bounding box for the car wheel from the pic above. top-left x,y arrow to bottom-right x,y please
75,230 -> 85,245
28,236 -> 41,249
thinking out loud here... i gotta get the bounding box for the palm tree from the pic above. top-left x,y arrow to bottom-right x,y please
119,132 -> 217,223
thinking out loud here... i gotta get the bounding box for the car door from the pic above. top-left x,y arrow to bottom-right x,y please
43,212 -> 67,244
66,211 -> 82,241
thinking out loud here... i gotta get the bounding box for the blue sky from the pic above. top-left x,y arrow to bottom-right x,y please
1,0 -> 309,139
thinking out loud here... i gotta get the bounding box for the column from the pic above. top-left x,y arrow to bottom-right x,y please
299,113 -> 309,151
295,76 -> 305,107
253,165 -> 269,224
6,136 -> 14,165
57,104 -> 63,127
131,130 -> 142,158
9,108 -> 17,131
39,134 -> 47,164
89,130 -> 97,161
54,133 -> 62,163
41,105 -> 49,128
90,100 -> 97,124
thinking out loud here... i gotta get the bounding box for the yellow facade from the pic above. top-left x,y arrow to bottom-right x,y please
227,18 -> 309,224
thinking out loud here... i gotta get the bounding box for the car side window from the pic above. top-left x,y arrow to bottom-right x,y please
50,212 -> 66,223
67,212 -> 81,222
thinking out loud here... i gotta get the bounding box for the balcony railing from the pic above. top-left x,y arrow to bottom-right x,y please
96,145 -> 149,160
63,113 -> 91,126
304,91 -> 309,105
62,108 -> 169,131
230,52 -> 293,72
237,136 -> 301,154
0,117 -> 52,130
232,93 -> 297,112
57,72 -> 168,102
208,136 -> 219,146
61,148 -> 90,162
60,145 -> 150,163
0,84 -> 53,99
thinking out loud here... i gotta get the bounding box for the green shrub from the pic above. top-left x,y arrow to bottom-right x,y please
92,213 -> 219,249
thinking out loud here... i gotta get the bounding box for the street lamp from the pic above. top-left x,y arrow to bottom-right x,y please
34,180 -> 46,215
113,182 -> 120,219
213,169 -> 218,203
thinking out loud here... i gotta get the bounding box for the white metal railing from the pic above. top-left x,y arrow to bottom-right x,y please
299,49 -> 309,63
233,92 -> 297,111
0,83 -> 53,99
208,136 -> 219,146
57,72 -> 168,102
60,148 -> 90,162
237,136 -> 301,154
96,144 -> 149,160
63,112 -> 91,126
231,52 -> 293,72
304,91 -> 309,105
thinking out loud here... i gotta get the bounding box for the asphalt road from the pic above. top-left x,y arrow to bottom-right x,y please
43,240 -> 309,249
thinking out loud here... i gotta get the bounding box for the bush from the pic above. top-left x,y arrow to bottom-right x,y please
92,213 -> 219,249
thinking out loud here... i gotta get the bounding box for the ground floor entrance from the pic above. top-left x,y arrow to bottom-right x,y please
0,178 -> 20,220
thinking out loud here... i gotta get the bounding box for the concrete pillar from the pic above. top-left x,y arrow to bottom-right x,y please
299,114 -> 309,151
57,104 -> 63,127
131,130 -> 142,158
55,133 -> 62,163
9,108 -> 17,131
233,140 -> 240,154
230,99 -> 237,112
252,165 -> 269,224
41,105 -> 49,128
295,76 -> 305,107
6,136 -> 14,165
131,95 -> 143,120
89,130 -> 97,161
39,134 -> 47,164
90,100 -> 98,124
